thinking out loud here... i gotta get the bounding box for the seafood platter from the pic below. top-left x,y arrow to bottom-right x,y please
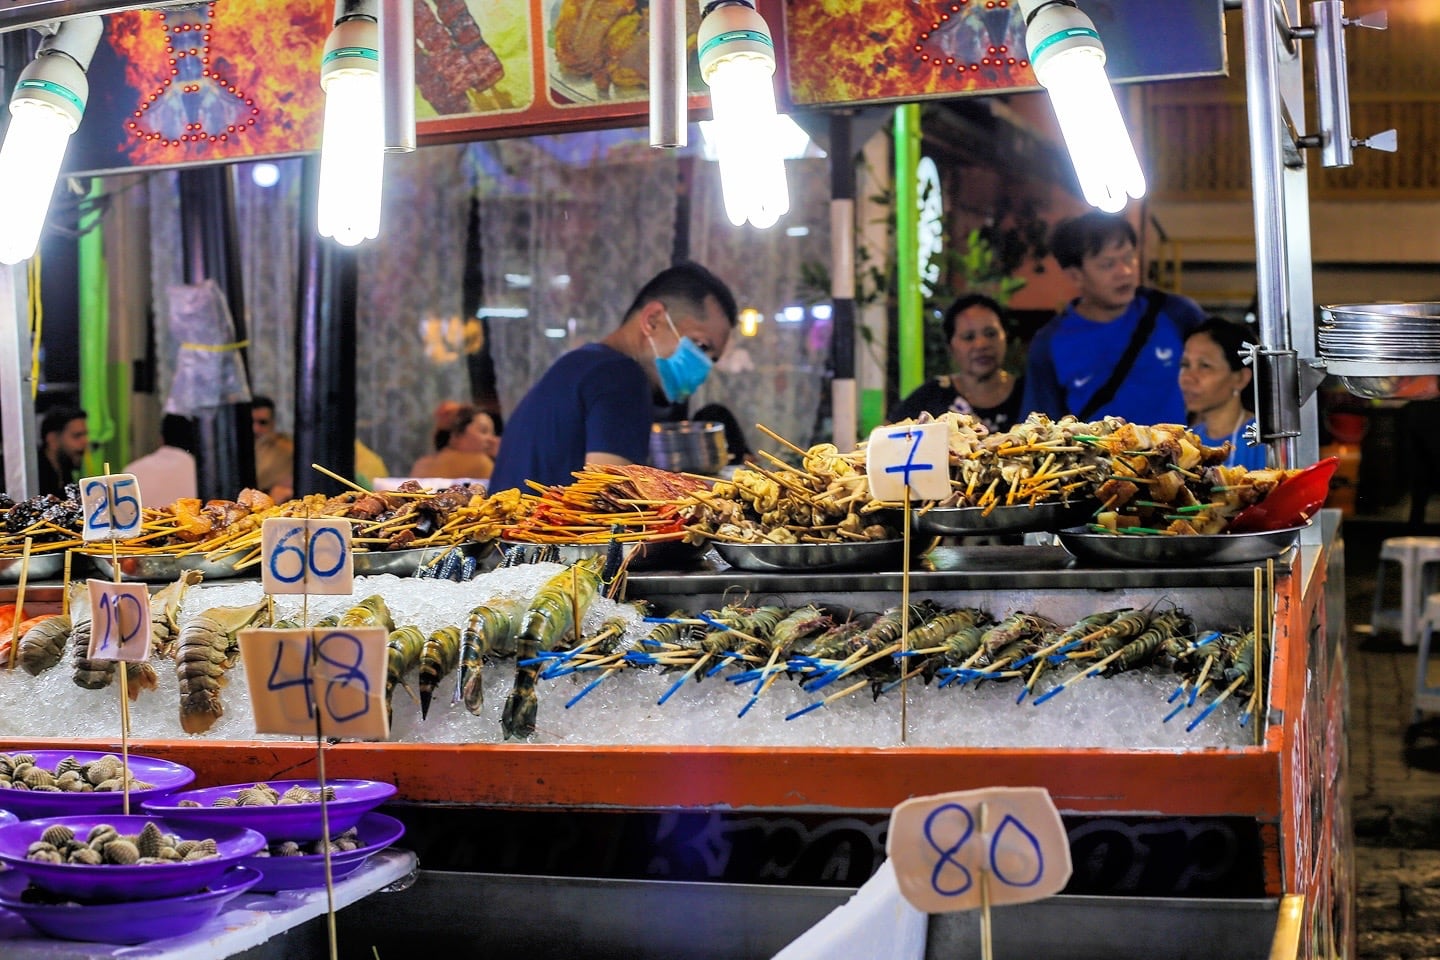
0,813 -> 267,944
142,778 -> 398,841
0,751 -> 196,820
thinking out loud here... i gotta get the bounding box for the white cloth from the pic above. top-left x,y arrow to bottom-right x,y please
770,859 -> 927,960
122,445 -> 198,507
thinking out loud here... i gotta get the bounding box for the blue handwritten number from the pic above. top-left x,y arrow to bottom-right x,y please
269,526 -> 307,584
923,802 -> 975,897
97,592 -> 145,654
85,480 -> 111,531
990,814 -> 1045,887
317,631 -> 370,723
111,478 -> 140,531
266,636 -> 316,718
883,429 -> 934,488
308,526 -> 346,578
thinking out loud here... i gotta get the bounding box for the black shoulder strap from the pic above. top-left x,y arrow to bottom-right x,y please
1077,290 -> 1168,421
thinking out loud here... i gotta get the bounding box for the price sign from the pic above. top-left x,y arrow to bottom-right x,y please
886,787 -> 1071,914
238,626 -> 388,739
80,474 -> 144,541
85,579 -> 151,663
260,518 -> 354,596
866,422 -> 951,502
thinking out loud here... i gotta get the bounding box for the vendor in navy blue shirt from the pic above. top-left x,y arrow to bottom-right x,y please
1022,212 -> 1204,425
489,262 -> 738,493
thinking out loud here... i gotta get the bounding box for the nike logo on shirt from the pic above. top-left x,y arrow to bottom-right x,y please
1073,375 -> 1093,389
1155,347 -> 1174,362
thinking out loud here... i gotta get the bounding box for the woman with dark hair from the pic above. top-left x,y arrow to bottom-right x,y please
408,405 -> 495,480
1178,317 -> 1268,469
888,293 -> 1023,433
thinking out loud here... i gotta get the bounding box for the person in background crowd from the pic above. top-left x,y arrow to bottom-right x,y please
408,405 -> 495,480
36,406 -> 88,498
468,409 -> 502,461
123,414 -> 198,506
251,395 -> 295,500
889,293 -> 1023,433
1179,317 -> 1268,470
1022,212 -> 1205,425
252,395 -> 387,496
489,261 -> 737,493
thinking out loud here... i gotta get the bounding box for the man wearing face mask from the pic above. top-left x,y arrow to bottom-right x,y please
488,261 -> 738,493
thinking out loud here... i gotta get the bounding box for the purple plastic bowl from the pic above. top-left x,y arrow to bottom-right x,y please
0,751 -> 195,820
141,778 -> 397,842
0,809 -> 15,828
0,815 -> 266,903
240,812 -> 405,892
0,864 -> 262,944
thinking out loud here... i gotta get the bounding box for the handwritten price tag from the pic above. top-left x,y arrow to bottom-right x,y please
886,787 -> 1071,913
80,474 -> 144,541
238,626 -> 388,739
260,518 -> 354,596
866,422 -> 951,502
85,580 -> 151,663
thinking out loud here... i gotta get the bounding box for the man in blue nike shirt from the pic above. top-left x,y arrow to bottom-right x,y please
1022,212 -> 1204,425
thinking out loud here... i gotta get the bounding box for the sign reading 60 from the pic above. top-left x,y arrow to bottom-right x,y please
260,518 -> 354,595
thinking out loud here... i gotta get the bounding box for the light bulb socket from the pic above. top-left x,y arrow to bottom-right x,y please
11,51 -> 87,127
321,16 -> 380,88
697,0 -> 775,83
1021,0 -> 1105,77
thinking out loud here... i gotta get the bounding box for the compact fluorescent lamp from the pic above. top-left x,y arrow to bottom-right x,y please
1017,0 -> 1145,213
318,0 -> 384,246
0,17 -> 103,265
697,0 -> 789,229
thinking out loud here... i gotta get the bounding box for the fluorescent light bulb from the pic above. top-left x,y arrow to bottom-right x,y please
1021,0 -> 1145,212
0,99 -> 76,265
0,19 -> 102,265
317,14 -> 384,246
698,1 -> 789,229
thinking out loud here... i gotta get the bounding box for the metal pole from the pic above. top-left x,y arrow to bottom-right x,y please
649,0 -> 686,148
294,156 -> 356,498
1241,0 -> 1299,466
0,31 -> 36,497
380,0 -> 416,153
829,111 -> 857,451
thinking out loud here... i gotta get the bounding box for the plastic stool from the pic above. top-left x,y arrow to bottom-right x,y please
1415,594 -> 1440,721
1371,536 -> 1440,648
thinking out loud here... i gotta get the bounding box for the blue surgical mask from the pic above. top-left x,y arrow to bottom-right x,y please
649,311 -> 713,402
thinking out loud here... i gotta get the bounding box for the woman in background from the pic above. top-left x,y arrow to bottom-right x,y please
1178,317 -> 1268,470
889,294 -> 1022,433
408,405 -> 495,480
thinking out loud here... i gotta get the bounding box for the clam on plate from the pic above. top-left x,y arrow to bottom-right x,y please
142,778 -> 397,842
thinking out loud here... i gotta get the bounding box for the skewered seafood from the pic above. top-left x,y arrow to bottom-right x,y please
149,570 -> 203,659
383,625 -> 432,723
501,555 -> 609,739
452,596 -> 527,717
176,600 -> 270,734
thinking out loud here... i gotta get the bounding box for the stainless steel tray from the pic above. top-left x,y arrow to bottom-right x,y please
1056,523 -> 1306,567
915,499 -> 1096,536
0,552 -> 66,583
84,551 -> 244,581
355,541 -> 499,578
498,538 -> 704,571
712,539 -> 906,573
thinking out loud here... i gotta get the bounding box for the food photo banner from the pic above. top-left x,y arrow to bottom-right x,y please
61,0 -> 1224,175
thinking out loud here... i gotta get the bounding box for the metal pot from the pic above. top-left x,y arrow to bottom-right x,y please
650,420 -> 729,476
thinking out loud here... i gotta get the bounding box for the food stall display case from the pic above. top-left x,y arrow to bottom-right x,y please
0,510 -> 1348,957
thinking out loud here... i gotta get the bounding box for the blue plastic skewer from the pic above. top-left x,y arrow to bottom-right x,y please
657,675 -> 689,706
1185,699 -> 1223,732
786,701 -> 825,721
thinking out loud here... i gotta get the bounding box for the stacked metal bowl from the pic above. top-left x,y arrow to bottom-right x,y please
649,420 -> 729,476
1319,302 -> 1440,397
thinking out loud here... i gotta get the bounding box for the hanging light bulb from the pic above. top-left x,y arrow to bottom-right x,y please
1018,0 -> 1145,213
317,0 -> 384,246
0,17 -> 103,266
697,0 -> 789,229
